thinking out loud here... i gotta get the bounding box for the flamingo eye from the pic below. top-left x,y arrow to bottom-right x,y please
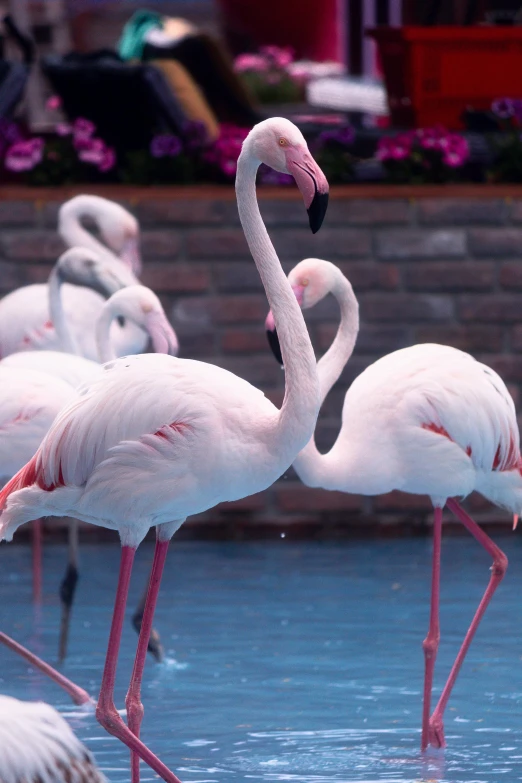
302,278 -> 309,286
279,137 -> 287,146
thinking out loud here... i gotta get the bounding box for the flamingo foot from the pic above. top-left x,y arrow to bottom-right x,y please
428,715 -> 446,749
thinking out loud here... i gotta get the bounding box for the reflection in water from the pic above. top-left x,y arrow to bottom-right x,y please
0,537 -> 521,782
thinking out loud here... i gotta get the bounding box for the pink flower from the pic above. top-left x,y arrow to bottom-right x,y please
46,95 -> 61,112
46,95 -> 61,111
376,137 -> 393,161
73,117 -> 95,139
443,149 -> 466,167
55,122 -> 72,136
99,146 -> 116,172
234,53 -> 268,72
260,45 -> 293,68
78,137 -> 105,165
389,143 -> 409,160
220,159 -> 237,177
4,138 -> 44,172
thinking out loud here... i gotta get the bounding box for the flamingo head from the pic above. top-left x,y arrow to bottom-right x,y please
265,258 -> 339,366
59,195 -> 142,276
106,285 -> 179,356
56,247 -> 135,298
242,118 -> 329,233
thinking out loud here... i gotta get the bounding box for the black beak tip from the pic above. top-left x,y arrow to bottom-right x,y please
307,190 -> 329,234
266,328 -> 284,367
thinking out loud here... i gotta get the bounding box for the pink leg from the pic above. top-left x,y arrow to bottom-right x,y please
427,498 -> 508,749
95,545 -> 183,783
421,506 -> 442,752
126,531 -> 171,783
32,519 -> 42,603
0,631 -> 92,705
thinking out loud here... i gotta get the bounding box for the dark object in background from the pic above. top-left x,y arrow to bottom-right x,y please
142,32 -> 259,127
41,51 -> 187,152
0,14 -> 34,120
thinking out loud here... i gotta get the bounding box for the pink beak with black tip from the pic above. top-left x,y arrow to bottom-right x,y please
285,146 -> 329,234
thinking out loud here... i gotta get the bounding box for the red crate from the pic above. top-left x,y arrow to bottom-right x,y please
367,26 -> 522,129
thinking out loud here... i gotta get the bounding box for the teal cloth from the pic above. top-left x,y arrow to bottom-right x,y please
118,10 -> 163,61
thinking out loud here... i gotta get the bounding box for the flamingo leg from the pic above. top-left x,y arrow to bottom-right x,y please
32,519 -> 42,603
132,571 -> 164,663
421,506 -> 442,752
58,518 -> 79,663
95,545 -> 183,783
427,498 -> 508,749
0,631 -> 92,705
126,530 -> 171,783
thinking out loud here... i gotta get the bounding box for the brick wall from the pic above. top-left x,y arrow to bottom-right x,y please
1,186 -> 522,537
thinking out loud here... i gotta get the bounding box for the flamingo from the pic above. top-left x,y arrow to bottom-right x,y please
58,194 -> 142,275
265,257 -> 518,751
0,117 -> 328,783
1,284 -> 179,384
0,248 -> 147,362
0,693 -> 107,783
2,285 -> 178,661
0,246 -> 140,361
0,366 -> 76,605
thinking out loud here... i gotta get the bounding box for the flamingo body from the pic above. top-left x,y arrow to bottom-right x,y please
328,343 -> 521,507
1,350 -> 102,388
0,694 -> 106,783
0,353 -> 294,545
0,367 -> 75,481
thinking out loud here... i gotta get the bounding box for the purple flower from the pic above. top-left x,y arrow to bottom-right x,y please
46,95 -> 61,111
73,117 -> 96,138
4,138 -> 44,172
319,126 -> 355,147
0,119 -> 22,145
492,98 -> 514,119
184,120 -> 208,150
150,134 -> 182,158
99,146 -> 116,173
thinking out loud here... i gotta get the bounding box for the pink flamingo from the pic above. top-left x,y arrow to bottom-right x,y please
0,118 -> 328,783
2,284 -> 178,661
58,194 -> 142,275
266,258 -> 518,751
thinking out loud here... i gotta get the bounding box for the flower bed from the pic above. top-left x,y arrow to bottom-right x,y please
2,94 -> 522,187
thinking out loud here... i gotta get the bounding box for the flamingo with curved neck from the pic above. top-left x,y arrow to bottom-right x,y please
58,195 -> 142,275
266,257 -> 521,752
0,118 -> 328,783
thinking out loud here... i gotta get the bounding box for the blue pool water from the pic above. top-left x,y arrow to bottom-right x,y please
1,536 -> 522,783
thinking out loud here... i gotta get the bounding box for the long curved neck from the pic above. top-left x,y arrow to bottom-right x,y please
95,304 -> 117,363
236,151 -> 319,457
48,268 -> 81,355
293,274 -> 359,488
60,204 -> 118,264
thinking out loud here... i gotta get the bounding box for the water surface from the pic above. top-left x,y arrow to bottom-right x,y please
1,536 -> 521,782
